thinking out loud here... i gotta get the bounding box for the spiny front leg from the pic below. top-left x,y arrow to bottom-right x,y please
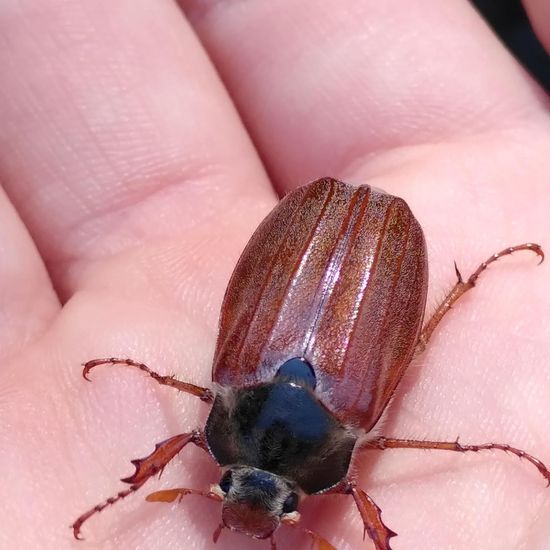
334,480 -> 397,550
416,243 -> 543,354
364,436 -> 550,485
71,430 -> 206,539
82,357 -> 214,402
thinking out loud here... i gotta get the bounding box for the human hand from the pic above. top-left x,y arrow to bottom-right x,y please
1,1 -> 549,549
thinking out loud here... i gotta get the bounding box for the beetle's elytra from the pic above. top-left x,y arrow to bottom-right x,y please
72,178 -> 547,550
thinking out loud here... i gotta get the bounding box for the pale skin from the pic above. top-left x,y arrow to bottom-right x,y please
0,1 -> 549,549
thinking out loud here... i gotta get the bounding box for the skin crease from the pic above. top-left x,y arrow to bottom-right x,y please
0,0 -> 549,548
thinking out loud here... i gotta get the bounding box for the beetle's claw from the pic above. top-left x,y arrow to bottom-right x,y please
82,365 -> 92,381
71,524 -> 84,541
535,246 -> 545,264
81,360 -> 104,381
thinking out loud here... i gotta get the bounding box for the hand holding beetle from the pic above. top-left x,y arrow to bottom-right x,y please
0,2 -> 549,550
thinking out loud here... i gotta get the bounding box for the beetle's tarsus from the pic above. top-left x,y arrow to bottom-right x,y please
415,243 -> 544,356
79,357 -> 213,401
72,432 -> 205,538
366,436 -> 550,486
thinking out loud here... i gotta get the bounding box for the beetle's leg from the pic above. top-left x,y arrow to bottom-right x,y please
415,243 -> 543,355
145,486 -> 222,503
82,357 -> 214,402
71,430 -> 206,539
282,517 -> 336,550
364,436 -> 550,485
301,528 -> 336,550
331,480 -> 397,550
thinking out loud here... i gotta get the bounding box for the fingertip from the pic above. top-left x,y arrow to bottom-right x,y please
523,0 -> 550,54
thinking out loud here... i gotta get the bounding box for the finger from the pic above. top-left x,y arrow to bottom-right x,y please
182,0 -> 549,188
180,0 -> 550,343
179,4 -> 550,547
0,5 -> 276,545
523,0 -> 550,53
0,191 -> 59,360
0,0 -> 273,300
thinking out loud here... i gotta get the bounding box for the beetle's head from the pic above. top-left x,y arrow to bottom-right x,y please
211,466 -> 300,540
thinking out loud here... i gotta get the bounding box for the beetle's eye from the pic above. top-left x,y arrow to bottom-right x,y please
282,492 -> 299,514
219,470 -> 232,494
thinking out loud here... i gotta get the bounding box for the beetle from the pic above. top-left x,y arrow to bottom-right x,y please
72,178 -> 548,549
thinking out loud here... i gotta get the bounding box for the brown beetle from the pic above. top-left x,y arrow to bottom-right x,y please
72,178 -> 548,549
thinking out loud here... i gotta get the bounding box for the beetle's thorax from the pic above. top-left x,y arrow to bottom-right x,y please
205,358 -> 358,495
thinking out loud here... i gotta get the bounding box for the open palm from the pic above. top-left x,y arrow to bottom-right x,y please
1,1 -> 549,549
